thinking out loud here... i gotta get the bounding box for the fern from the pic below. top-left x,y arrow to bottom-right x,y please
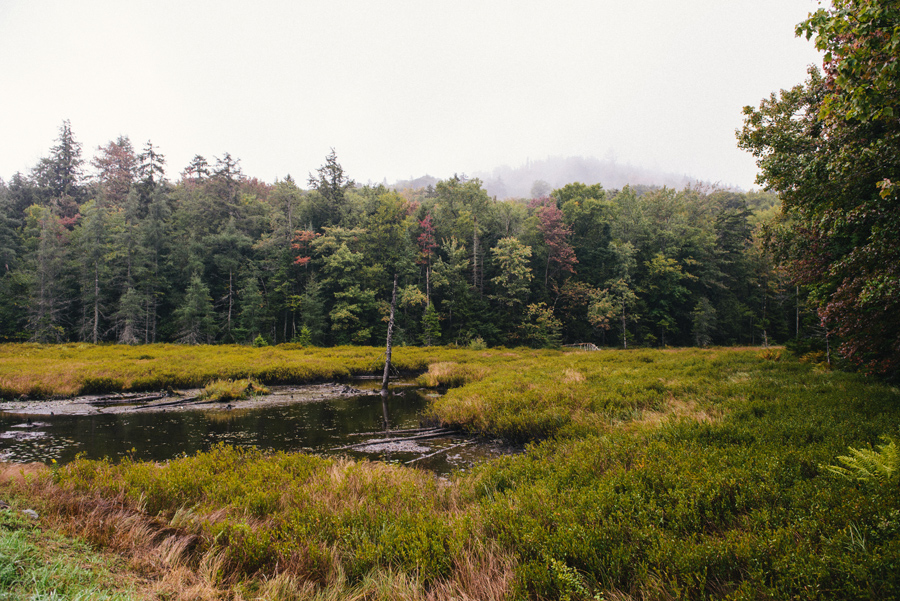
826,435 -> 899,484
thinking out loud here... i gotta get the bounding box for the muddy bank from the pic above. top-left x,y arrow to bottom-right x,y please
0,383 -> 368,417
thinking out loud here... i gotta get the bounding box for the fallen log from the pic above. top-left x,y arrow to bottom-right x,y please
333,429 -> 456,451
405,441 -> 474,464
88,393 -> 169,406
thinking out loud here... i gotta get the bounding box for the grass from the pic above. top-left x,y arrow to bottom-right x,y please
0,342 -> 501,399
1,345 -> 899,599
0,475 -> 142,600
200,378 -> 270,402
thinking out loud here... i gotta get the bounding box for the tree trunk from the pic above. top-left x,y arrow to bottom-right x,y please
472,217 -> 479,290
381,274 -> 399,396
227,269 -> 233,335
93,262 -> 100,344
426,257 -> 431,306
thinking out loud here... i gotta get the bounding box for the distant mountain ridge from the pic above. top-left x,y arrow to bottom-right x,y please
389,155 -> 701,199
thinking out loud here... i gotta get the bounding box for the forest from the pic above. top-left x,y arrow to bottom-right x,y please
0,130 -> 796,352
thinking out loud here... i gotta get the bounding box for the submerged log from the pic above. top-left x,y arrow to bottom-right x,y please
332,428 -> 455,451
405,441 -> 474,464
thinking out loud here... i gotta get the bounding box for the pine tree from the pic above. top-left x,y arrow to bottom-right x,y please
175,273 -> 216,344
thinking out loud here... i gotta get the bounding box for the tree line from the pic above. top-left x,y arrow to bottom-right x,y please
0,124 -> 801,350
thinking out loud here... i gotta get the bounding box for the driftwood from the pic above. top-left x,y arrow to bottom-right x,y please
332,428 -> 455,451
348,426 -> 447,437
127,396 -> 201,410
405,441 -> 474,464
86,392 -> 170,406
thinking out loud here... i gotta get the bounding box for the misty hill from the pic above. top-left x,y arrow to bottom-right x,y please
390,156 -> 700,199
475,155 -> 700,198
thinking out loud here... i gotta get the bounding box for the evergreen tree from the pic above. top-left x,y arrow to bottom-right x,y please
31,120 -> 85,216
23,206 -> 74,342
174,273 -> 216,344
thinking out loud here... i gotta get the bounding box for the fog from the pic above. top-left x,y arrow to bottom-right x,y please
0,0 -> 822,190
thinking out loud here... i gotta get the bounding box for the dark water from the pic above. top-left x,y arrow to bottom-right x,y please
0,385 -> 508,475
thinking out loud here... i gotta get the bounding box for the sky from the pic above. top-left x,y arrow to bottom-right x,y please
0,0 -> 823,191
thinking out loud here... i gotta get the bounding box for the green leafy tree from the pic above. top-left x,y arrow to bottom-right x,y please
74,199 -> 120,343
206,217 -> 252,341
739,46 -> 900,372
518,302 -> 563,348
31,120 -> 85,217
139,185 -> 172,343
298,275 -> 326,344
317,237 -> 376,345
489,237 -> 533,309
798,1 -> 900,123
643,253 -> 695,346
236,271 -> 267,343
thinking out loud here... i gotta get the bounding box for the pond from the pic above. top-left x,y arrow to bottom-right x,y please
0,380 -> 513,475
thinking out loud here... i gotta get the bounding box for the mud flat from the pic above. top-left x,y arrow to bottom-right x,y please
0,383 -> 368,416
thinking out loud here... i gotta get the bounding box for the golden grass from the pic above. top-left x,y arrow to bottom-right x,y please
0,343 -> 522,398
200,378 -> 269,402
1,453 -> 515,601
416,362 -> 490,388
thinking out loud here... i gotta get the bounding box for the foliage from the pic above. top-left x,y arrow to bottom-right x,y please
0,128 -> 805,351
518,303 -> 563,349
827,435 -> 899,484
739,3 -> 900,376
797,0 -> 900,123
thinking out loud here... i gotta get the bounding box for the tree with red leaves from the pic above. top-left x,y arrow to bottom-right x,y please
92,136 -> 136,208
533,199 -> 577,286
292,230 -> 319,270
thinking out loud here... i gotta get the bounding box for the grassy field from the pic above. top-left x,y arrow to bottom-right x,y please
0,342 -> 511,398
1,345 -> 898,600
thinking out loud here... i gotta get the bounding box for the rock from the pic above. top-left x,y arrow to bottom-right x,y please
21,509 -> 38,520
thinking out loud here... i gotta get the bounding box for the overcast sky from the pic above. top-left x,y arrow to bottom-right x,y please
0,0 -> 823,191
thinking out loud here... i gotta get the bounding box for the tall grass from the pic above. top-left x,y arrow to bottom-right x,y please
0,497 -> 139,600
3,346 -> 899,599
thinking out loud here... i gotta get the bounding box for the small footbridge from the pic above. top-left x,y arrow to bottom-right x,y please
563,342 -> 601,352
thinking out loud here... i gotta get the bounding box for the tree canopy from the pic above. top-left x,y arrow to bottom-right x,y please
0,124 -> 797,350
739,0 -> 900,376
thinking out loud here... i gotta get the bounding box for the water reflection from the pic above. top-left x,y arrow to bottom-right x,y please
0,386 -> 512,475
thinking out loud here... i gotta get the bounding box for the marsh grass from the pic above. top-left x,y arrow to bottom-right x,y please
0,343 -> 510,399
200,378 -> 270,403
2,346 -> 900,599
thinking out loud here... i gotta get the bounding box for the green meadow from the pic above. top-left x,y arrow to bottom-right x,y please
1,344 -> 898,600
